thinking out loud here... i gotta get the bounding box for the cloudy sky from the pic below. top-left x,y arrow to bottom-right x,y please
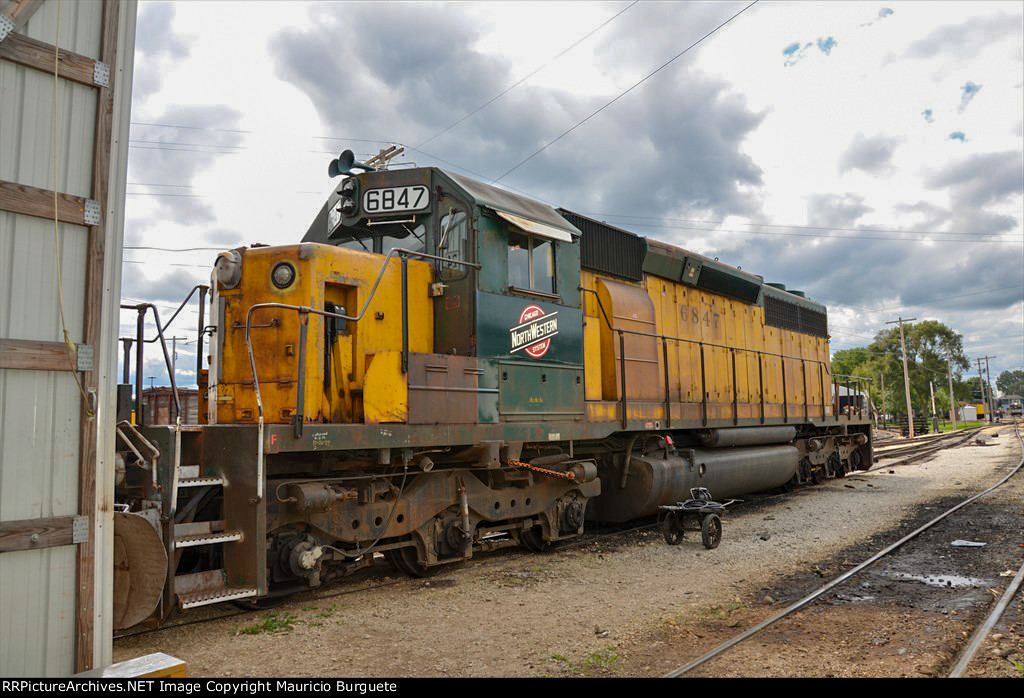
121,0 -> 1023,389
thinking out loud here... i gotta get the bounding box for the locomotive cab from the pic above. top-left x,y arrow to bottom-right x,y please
293,165 -> 586,427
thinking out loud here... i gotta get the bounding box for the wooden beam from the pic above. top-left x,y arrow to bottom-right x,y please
0,338 -> 77,371
0,30 -> 101,89
0,515 -> 85,553
0,0 -> 45,32
0,179 -> 88,225
76,0 -> 120,674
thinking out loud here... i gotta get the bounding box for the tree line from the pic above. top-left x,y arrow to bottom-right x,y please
831,320 -> 1020,418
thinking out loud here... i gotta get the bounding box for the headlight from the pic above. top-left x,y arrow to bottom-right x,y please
271,262 -> 296,289
214,249 -> 242,289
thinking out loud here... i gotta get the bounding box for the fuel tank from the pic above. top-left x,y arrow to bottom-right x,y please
589,445 -> 799,522
697,426 -> 796,447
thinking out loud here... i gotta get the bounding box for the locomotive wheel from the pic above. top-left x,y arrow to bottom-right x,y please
385,546 -> 432,578
831,453 -> 846,478
661,512 -> 685,545
799,459 -> 813,485
521,525 -> 554,553
701,514 -> 722,550
849,449 -> 865,471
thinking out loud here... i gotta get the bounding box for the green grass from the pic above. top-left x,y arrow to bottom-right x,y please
237,613 -> 298,635
936,420 -> 986,433
550,645 -> 620,676
683,600 -> 747,622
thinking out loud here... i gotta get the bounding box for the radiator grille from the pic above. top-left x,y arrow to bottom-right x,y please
558,209 -> 645,281
765,295 -> 828,338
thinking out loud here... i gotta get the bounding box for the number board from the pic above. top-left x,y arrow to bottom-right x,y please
362,185 -> 429,214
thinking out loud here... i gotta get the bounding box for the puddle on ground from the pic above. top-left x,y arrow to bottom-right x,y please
832,593 -> 876,603
883,571 -> 987,588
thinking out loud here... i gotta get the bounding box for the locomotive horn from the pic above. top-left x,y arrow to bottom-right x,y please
328,149 -> 376,177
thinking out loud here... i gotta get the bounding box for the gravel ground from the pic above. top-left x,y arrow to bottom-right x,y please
114,424 -> 1021,677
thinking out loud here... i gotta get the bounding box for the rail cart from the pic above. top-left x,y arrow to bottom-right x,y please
658,488 -> 737,549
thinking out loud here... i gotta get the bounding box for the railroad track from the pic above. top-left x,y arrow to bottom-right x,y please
870,426 -> 990,469
665,419 -> 1024,678
116,423 -> 1013,645
113,517 -> 662,641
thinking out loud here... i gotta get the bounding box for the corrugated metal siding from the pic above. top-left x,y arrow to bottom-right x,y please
0,0 -> 136,676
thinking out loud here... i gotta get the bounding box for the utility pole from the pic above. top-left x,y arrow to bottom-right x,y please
947,350 -> 957,431
929,380 -> 939,433
168,336 -> 188,423
983,355 -> 997,423
879,371 -> 885,426
886,316 -> 917,438
975,357 -> 997,424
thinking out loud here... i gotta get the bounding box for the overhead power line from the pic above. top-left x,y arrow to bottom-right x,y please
581,211 -> 1024,240
490,1 -> 760,184
829,284 -> 1024,314
126,124 -> 1022,246
610,219 -> 1020,244
415,1 -> 640,149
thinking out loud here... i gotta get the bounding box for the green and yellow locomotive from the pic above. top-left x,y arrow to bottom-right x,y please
112,151 -> 872,628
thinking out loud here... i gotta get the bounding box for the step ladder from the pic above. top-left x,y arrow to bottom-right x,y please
166,430 -> 258,609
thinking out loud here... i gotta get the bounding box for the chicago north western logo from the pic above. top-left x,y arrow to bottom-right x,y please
510,305 -> 558,358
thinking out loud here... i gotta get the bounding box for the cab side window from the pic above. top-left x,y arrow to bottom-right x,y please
508,230 -> 555,295
438,209 -> 468,281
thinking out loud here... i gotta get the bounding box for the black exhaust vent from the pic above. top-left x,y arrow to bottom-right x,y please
696,265 -> 762,304
558,209 -> 645,282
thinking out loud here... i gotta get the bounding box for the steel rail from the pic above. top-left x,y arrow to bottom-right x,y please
948,420 -> 1024,678
112,514 -> 665,641
665,421 -> 1024,678
870,426 -> 996,471
949,558 -> 1024,677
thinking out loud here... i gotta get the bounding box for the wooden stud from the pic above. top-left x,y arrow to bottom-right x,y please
0,179 -> 87,225
75,0 -> 120,674
0,515 -> 83,553
0,0 -> 45,31
0,31 -> 101,88
0,338 -> 77,371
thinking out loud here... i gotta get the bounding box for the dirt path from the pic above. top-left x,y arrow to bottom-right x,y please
114,426 -> 1022,677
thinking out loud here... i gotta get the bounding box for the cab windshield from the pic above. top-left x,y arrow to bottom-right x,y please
335,224 -> 426,255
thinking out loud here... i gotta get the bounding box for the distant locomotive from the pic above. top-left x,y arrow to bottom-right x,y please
111,151 -> 872,629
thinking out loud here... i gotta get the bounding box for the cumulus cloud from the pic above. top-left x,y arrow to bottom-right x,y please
839,133 -> 902,175
271,2 -> 766,219
925,150 -> 1024,210
128,104 -> 245,225
902,12 -> 1023,61
133,3 -> 193,104
806,193 -> 873,228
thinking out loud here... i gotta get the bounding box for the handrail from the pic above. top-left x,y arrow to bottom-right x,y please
244,247 -> 480,428
142,284 -> 209,344
120,303 -> 182,425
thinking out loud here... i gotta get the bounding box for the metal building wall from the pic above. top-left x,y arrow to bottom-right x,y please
0,0 -> 136,676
